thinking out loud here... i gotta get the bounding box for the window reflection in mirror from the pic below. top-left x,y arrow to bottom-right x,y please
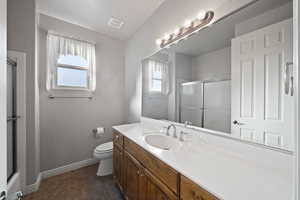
141,0 -> 294,151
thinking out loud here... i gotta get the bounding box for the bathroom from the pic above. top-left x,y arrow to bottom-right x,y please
0,0 -> 299,199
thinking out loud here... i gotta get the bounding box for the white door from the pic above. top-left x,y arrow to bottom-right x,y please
0,0 -> 7,199
231,19 -> 294,150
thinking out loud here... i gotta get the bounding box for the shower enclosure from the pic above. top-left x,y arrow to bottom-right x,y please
179,80 -> 231,133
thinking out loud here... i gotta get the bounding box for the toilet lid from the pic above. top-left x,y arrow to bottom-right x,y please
95,142 -> 113,153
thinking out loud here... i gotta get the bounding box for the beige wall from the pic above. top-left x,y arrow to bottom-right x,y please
124,0 -> 255,122
7,0 -> 39,185
38,14 -> 125,172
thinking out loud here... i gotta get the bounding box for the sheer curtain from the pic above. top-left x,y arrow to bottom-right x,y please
46,31 -> 96,91
144,59 -> 169,95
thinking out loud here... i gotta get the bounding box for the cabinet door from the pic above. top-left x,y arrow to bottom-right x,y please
180,175 -> 218,200
139,168 -> 177,200
113,145 -> 123,191
124,152 -> 140,200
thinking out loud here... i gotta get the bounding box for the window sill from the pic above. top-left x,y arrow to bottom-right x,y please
48,89 -> 94,99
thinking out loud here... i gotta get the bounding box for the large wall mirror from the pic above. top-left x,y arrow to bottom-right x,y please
142,0 -> 294,151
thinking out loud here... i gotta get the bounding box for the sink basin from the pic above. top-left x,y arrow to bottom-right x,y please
144,134 -> 179,150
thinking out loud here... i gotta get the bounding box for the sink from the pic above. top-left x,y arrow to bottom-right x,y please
144,134 -> 180,150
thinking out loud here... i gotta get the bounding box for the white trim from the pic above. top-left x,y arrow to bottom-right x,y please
23,173 -> 41,195
7,51 -> 27,195
41,158 -> 98,179
294,0 -> 299,199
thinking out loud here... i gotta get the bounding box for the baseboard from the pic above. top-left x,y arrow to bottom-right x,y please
41,158 -> 99,179
23,158 -> 98,195
24,173 -> 41,195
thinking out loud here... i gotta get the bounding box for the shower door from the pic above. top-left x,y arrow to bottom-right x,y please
7,58 -> 17,182
180,81 -> 204,127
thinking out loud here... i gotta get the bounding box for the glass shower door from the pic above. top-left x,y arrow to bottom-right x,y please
180,81 -> 204,127
7,59 -> 17,182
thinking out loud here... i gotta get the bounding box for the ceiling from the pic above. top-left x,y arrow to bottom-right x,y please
170,0 -> 292,56
37,0 -> 166,40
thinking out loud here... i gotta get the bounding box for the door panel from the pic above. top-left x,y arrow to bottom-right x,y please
139,169 -> 173,200
124,152 -> 140,200
231,19 -> 293,150
113,145 -> 123,191
264,52 -> 283,120
240,59 -> 255,118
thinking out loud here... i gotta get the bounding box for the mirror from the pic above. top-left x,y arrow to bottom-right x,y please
142,0 -> 294,151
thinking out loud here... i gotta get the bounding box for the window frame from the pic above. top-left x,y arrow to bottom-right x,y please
53,56 -> 91,91
148,62 -> 164,94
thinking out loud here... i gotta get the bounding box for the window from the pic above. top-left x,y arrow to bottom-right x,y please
56,55 -> 89,88
146,59 -> 169,95
150,66 -> 163,92
47,31 -> 96,92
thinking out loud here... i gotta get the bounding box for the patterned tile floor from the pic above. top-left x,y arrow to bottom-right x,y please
23,165 -> 123,200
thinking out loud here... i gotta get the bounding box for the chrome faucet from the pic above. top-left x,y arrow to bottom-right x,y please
167,124 -> 177,138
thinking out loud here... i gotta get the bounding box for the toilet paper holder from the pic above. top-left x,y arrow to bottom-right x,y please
93,127 -> 105,138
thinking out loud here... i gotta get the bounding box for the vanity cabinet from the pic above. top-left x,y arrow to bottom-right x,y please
113,130 -> 219,200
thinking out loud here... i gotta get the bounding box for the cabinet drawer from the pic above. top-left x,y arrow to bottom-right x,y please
124,137 -> 179,195
113,131 -> 123,148
180,175 -> 219,200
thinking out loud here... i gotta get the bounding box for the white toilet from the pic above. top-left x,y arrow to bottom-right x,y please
93,141 -> 113,176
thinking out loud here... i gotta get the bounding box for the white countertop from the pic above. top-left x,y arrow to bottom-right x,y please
113,122 -> 293,200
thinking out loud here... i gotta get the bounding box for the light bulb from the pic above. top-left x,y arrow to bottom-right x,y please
197,11 -> 206,20
184,20 -> 192,28
164,34 -> 170,40
174,28 -> 181,35
156,39 -> 162,45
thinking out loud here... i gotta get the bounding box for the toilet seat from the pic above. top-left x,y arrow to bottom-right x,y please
94,142 -> 113,154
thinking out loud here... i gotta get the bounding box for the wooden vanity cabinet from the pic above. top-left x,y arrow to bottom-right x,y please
113,131 -> 219,200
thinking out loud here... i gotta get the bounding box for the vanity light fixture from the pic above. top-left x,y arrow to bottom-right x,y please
156,10 -> 214,48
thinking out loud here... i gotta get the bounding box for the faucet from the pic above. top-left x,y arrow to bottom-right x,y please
167,124 -> 177,138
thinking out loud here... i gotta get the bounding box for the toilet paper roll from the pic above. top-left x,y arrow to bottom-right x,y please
93,127 -> 105,138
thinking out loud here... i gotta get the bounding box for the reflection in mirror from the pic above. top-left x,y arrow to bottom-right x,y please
142,0 -> 294,150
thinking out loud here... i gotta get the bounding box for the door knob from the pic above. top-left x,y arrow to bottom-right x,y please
233,120 -> 245,125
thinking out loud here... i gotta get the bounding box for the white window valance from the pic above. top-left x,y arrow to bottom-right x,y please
46,31 -> 96,91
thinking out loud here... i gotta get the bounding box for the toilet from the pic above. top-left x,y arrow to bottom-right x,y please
93,141 -> 113,176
